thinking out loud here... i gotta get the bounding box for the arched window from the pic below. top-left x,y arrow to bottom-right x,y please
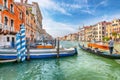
4,0 -> 8,8
20,12 -> 22,19
10,4 -> 14,13
4,17 -> 8,25
11,19 -> 14,27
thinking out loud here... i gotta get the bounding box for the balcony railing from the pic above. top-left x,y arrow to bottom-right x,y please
0,23 -> 2,29
10,27 -> 14,32
3,25 -> 10,31
3,6 -> 8,10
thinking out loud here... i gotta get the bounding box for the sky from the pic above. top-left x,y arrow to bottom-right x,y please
15,0 -> 120,38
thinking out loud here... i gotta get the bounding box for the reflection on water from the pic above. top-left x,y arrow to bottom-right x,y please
0,41 -> 120,80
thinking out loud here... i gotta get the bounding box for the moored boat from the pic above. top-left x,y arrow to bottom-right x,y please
0,48 -> 77,60
79,44 -> 120,59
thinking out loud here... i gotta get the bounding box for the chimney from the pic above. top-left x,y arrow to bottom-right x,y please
21,0 -> 23,3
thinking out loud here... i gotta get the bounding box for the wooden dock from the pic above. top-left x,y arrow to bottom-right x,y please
0,59 -> 17,63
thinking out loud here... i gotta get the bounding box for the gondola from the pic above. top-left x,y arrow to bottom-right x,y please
79,44 -> 120,59
0,48 -> 77,60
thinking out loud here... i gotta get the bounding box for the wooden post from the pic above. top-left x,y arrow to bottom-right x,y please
26,38 -> 30,60
57,38 -> 60,58
54,39 -> 56,47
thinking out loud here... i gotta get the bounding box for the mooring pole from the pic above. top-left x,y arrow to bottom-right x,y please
54,39 -> 56,47
16,33 -> 21,62
57,38 -> 60,58
26,38 -> 30,60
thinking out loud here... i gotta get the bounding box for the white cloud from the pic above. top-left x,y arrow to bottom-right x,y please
38,0 -> 71,16
95,0 -> 108,10
42,17 -> 78,38
15,0 -> 71,16
80,13 -> 120,26
14,0 -> 78,38
60,3 -> 82,9
78,0 -> 108,15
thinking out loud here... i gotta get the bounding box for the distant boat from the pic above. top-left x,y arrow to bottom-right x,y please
36,44 -> 55,49
35,40 -> 55,49
0,48 -> 77,60
79,44 -> 120,59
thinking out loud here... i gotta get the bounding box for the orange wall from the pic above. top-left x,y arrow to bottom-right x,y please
1,0 -> 23,32
0,0 -> 37,40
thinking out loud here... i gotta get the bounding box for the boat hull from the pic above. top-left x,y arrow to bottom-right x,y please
79,44 -> 120,59
0,48 -> 77,60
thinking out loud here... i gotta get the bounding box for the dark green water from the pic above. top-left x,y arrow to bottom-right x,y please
0,41 -> 120,80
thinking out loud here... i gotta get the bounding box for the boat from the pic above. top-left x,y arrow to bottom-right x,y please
0,48 -> 77,60
0,59 -> 17,63
36,44 -> 55,49
79,44 -> 120,59
35,38 -> 55,49
88,43 -> 109,50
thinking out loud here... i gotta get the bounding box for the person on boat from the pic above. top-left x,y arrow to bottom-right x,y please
108,37 -> 114,54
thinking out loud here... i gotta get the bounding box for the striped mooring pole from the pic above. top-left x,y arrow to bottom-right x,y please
16,33 -> 21,62
20,24 -> 26,61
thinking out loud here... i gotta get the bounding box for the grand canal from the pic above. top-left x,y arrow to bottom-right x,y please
0,41 -> 120,80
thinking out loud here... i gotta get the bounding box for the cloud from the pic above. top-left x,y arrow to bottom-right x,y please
80,13 -> 120,26
95,0 -> 108,10
60,3 -> 82,9
15,0 -> 71,16
43,17 -> 78,37
38,0 -> 71,16
78,0 -> 108,15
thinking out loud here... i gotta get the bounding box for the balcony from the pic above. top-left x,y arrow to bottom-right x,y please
10,27 -> 14,32
0,23 -> 2,33
10,27 -> 16,35
3,6 -> 8,11
3,25 -> 10,31
0,24 -> 16,35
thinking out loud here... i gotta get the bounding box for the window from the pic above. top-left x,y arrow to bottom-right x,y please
11,19 -> 14,27
4,0 -> 8,8
12,37 -> 15,42
26,10 -> 28,15
7,37 -> 9,42
20,12 -> 22,19
0,12 -> 1,23
10,4 -> 14,13
4,17 -> 8,25
10,19 -> 14,31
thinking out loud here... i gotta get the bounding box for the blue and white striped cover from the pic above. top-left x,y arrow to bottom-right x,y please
16,33 -> 21,61
20,25 -> 26,61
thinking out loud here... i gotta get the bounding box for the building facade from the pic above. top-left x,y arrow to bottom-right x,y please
84,26 -> 92,41
0,0 -> 44,47
91,21 -> 107,42
78,27 -> 85,41
32,2 -> 43,41
111,19 -> 120,39
0,0 -> 23,47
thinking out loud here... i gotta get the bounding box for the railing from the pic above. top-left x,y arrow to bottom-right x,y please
3,25 -> 10,31
0,23 -> 2,29
3,6 -> 8,10
10,27 -> 14,32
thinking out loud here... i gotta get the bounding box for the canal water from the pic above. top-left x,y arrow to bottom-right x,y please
0,41 -> 120,80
